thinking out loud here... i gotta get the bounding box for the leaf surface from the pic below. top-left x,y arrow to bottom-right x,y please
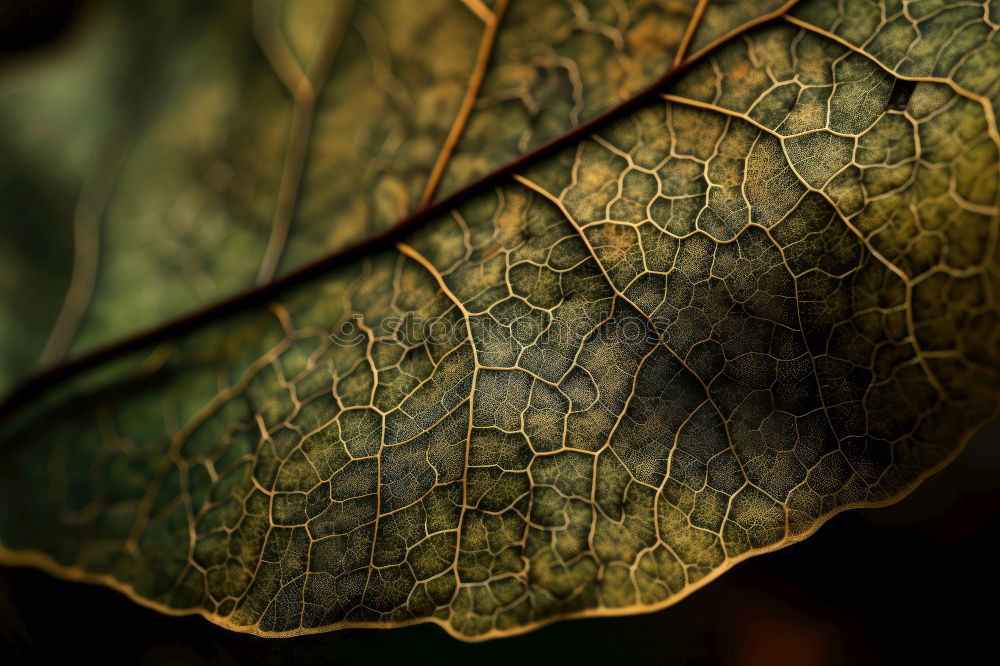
0,0 -> 998,641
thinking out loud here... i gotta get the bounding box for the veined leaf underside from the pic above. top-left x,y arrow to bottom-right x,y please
0,0 -> 997,641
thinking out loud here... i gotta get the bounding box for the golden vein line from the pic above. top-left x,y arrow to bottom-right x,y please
420,0 -> 510,207
682,0 -> 802,65
396,239 -> 478,606
673,0 -> 710,68
396,242 -> 472,316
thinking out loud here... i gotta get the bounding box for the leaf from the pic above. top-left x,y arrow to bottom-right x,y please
1,0 -> 998,642
0,0 -> 790,392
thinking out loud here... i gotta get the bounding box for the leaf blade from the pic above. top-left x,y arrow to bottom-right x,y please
0,0 -> 998,641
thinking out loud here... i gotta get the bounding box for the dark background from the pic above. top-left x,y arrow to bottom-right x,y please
1,3 -> 997,664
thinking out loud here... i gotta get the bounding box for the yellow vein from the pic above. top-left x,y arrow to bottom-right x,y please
682,0 -> 801,65
421,0 -> 510,206
396,239 -> 478,601
673,0 -> 710,68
